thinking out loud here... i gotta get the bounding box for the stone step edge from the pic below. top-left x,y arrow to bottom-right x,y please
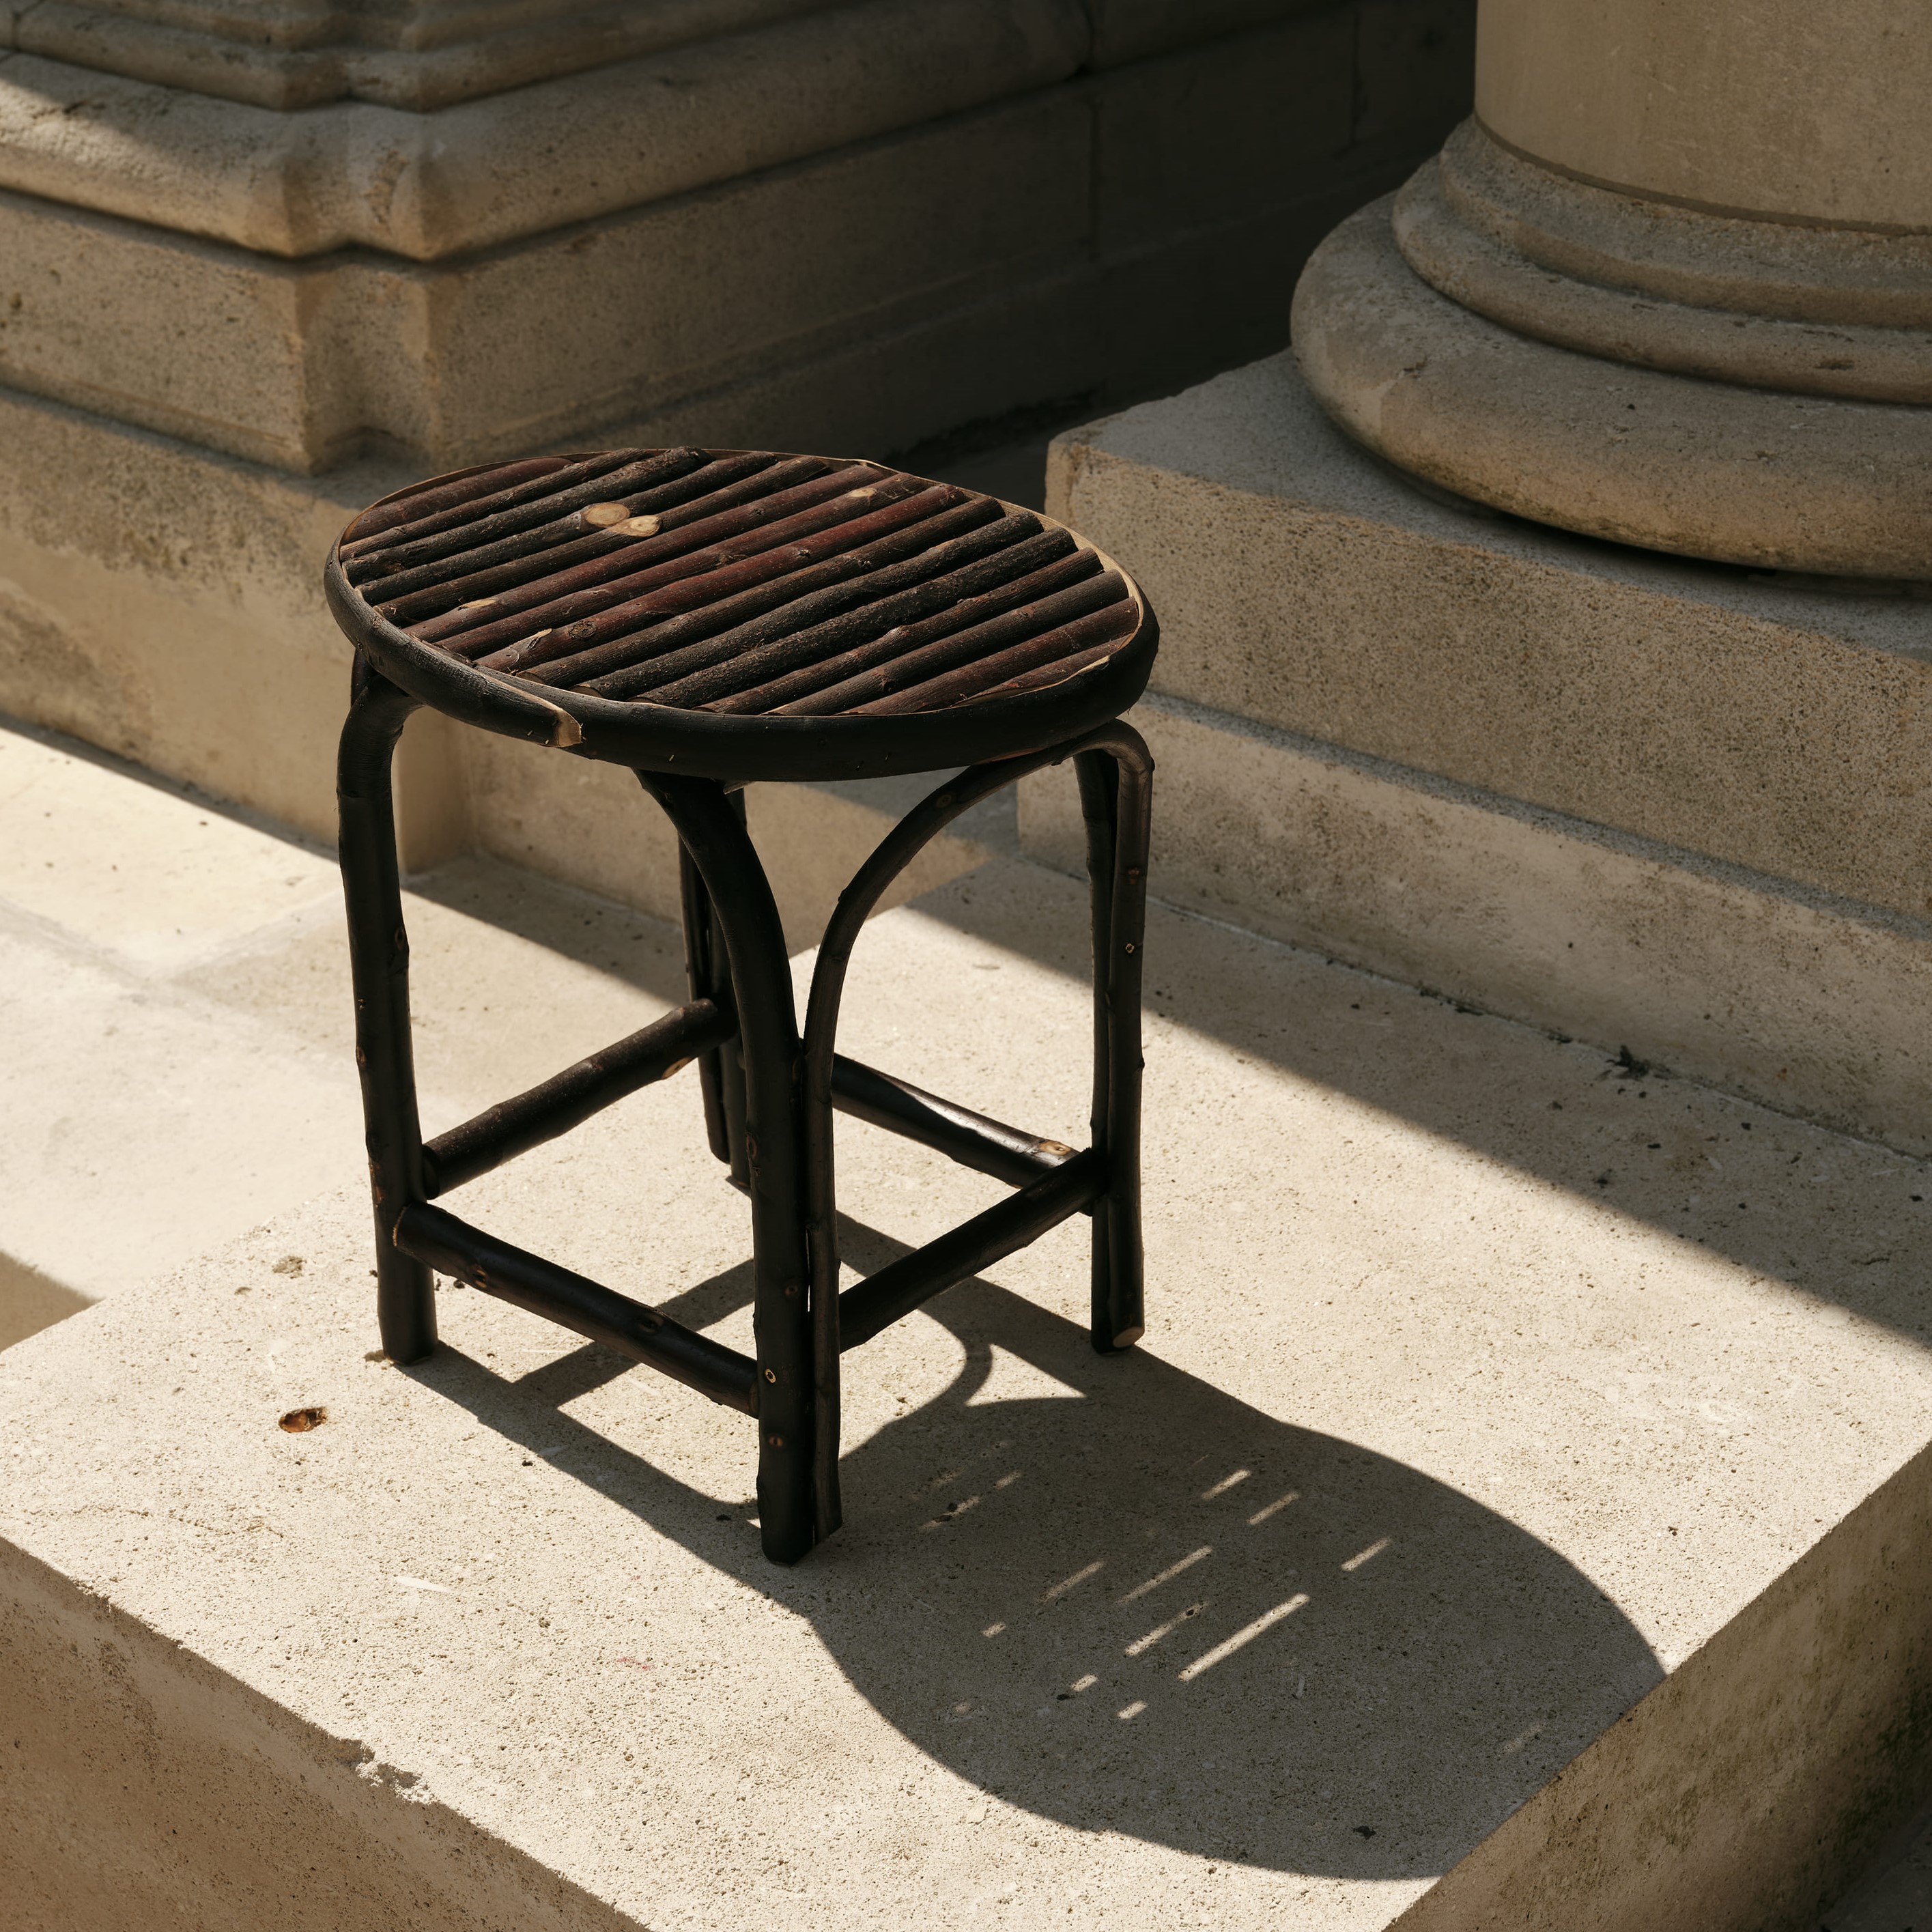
1018,690 -> 1932,1159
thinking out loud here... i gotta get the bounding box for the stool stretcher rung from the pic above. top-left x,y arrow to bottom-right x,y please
838,1149 -> 1107,1350
421,998 -> 734,1197
829,1053 -> 1075,1192
396,1202 -> 758,1413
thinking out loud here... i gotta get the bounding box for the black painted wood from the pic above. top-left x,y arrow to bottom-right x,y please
326,446 -> 1157,1566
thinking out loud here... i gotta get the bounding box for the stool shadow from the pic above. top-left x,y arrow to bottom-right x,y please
411,1223 -> 1661,1881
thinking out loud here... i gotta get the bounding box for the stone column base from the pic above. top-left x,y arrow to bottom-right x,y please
1290,188 -> 1932,580
1041,349 -> 1932,1150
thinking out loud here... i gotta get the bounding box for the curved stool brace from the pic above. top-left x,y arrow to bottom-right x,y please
801,723 -> 1154,1536
637,771 -> 816,1565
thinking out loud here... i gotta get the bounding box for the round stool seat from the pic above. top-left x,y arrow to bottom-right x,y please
325,446 -> 1156,783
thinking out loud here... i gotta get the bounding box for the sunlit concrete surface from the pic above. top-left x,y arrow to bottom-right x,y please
0,720 -> 684,1339
0,720 -> 358,1332
6,810 -> 1932,1926
0,715 -> 1001,1346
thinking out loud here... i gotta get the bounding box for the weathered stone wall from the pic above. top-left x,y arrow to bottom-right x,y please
0,0 -> 1477,473
0,0 -> 1475,856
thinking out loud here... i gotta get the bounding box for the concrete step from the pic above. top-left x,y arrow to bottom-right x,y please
6,843 -> 1932,1929
1042,354 -> 1932,1164
1017,690 -> 1932,1160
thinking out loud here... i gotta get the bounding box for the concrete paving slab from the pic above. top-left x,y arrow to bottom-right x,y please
0,722 -> 341,973
0,718 -> 693,1328
6,859 -> 1932,1929
0,711 -> 997,1336
0,920 -> 363,1315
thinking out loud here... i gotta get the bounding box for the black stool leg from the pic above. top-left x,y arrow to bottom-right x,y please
677,809 -> 750,1187
799,724 -> 1151,1543
640,773 -> 814,1565
1078,745 -> 1151,1352
338,658 -> 436,1364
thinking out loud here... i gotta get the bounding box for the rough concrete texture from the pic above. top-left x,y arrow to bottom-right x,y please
0,388 -> 425,850
0,717 -> 646,1329
1826,1798 -> 1932,1932
1085,0 -> 1358,68
1020,695 -> 1932,1158
1394,130 -> 1932,406
0,3 -> 1469,261
0,94 -> 1092,470
8,853 -> 1932,1928
1095,9 -> 1349,253
1290,198 -> 1932,580
5,0 -> 839,113
0,720 -> 362,1324
1419,117 -> 1932,335
0,709 -> 993,1340
1047,352 -> 1932,922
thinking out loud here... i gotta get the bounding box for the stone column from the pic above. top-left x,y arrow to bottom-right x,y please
1040,0 -> 1932,1155
1291,0 -> 1932,578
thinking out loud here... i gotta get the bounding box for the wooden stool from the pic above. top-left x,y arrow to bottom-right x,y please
324,446 -> 1156,1563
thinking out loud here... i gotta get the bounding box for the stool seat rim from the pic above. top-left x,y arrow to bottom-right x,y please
324,449 -> 1159,784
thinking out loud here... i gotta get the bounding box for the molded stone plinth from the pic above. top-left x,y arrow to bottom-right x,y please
1292,195 -> 1932,580
0,2 -> 1471,472
1291,0 -> 1932,575
1040,352 -> 1932,1147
